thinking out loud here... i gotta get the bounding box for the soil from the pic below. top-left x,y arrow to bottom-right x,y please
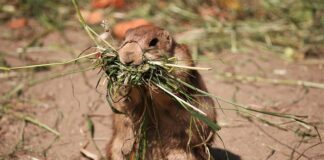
0,27 -> 323,160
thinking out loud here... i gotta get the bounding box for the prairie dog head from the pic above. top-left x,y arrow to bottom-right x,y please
118,25 -> 175,66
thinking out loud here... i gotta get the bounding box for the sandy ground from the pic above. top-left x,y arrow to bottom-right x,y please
0,28 -> 323,160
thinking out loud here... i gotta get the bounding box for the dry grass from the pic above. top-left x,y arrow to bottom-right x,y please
0,0 -> 322,159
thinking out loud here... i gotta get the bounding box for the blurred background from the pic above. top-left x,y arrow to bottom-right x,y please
0,0 -> 323,159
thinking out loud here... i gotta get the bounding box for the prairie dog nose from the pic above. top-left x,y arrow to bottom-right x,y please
121,51 -> 135,66
119,42 -> 143,66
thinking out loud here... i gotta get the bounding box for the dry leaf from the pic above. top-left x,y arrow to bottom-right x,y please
87,11 -> 104,24
80,10 -> 104,25
7,18 -> 28,29
91,0 -> 125,9
113,19 -> 151,39
80,149 -> 98,160
217,0 -> 241,10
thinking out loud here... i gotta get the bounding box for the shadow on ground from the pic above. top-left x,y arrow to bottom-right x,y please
210,147 -> 241,160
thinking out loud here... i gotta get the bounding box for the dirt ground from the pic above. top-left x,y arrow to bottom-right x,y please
0,26 -> 324,160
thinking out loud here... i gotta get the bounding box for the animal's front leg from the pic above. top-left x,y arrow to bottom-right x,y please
107,85 -> 143,114
165,149 -> 199,160
107,116 -> 135,160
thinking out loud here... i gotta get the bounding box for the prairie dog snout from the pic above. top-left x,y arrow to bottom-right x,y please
118,25 -> 174,66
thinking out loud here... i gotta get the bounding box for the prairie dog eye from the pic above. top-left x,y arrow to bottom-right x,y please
149,38 -> 159,47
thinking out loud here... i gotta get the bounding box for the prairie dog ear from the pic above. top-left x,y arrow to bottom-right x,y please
124,28 -> 135,39
162,30 -> 174,51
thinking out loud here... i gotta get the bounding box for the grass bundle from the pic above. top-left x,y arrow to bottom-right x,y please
94,48 -> 220,159
95,48 -> 220,129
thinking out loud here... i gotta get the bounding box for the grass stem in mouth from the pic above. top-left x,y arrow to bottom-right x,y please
148,61 -> 212,70
153,82 -> 207,116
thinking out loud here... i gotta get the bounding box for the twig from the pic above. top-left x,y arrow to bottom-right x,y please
0,52 -> 97,71
6,110 -> 60,136
215,72 -> 324,89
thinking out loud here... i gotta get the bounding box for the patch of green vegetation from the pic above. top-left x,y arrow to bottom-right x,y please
1,0 -> 87,30
2,0 -> 322,56
119,0 -> 324,56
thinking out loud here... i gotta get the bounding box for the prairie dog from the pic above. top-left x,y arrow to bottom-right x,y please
106,25 -> 216,160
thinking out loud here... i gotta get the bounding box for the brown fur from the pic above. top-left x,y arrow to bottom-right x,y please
106,25 -> 216,160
